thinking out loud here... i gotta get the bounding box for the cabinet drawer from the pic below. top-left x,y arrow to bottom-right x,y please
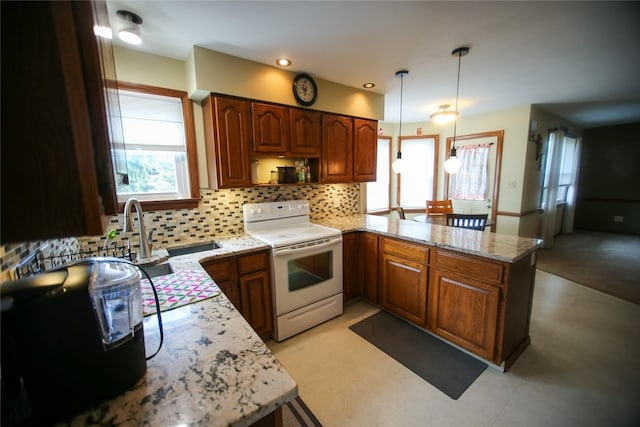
238,251 -> 269,275
382,238 -> 429,265
434,250 -> 504,285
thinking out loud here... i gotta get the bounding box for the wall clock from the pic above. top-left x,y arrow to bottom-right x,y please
292,73 -> 318,107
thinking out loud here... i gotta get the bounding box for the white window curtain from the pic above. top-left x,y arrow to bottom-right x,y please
399,137 -> 436,209
449,144 -> 490,200
366,137 -> 390,212
561,136 -> 581,234
540,129 -> 564,248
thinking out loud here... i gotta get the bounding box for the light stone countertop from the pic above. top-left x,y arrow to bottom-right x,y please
314,214 -> 544,263
68,233 -> 296,427
68,215 -> 541,425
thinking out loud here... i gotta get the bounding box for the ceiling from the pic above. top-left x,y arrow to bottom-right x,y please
105,1 -> 640,128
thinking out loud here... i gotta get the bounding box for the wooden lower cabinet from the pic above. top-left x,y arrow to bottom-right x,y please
201,250 -> 273,337
379,238 -> 429,325
343,232 -> 361,303
428,270 -> 499,360
361,232 -> 379,303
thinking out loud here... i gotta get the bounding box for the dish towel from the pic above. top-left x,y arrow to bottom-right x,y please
141,270 -> 221,316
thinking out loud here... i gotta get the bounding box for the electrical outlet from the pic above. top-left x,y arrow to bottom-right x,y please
613,216 -> 624,223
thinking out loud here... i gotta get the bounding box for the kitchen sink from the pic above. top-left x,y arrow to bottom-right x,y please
166,241 -> 221,257
140,262 -> 174,278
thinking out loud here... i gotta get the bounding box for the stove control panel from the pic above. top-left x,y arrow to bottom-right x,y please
243,200 -> 310,223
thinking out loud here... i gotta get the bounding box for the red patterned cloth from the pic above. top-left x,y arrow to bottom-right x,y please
141,270 -> 221,316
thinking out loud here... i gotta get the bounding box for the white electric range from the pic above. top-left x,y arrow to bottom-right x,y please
243,200 -> 343,341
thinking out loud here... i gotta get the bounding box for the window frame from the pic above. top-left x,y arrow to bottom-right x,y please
114,81 -> 200,211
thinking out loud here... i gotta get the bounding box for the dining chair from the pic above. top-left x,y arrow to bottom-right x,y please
445,213 -> 488,231
426,200 -> 453,216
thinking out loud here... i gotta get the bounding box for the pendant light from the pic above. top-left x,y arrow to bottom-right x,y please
443,47 -> 470,175
392,70 -> 408,174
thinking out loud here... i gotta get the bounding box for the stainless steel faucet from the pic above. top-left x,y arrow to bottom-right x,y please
122,198 -> 152,261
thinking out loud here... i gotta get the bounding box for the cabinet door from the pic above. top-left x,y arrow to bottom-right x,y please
239,270 -> 273,337
1,1 -> 116,243
251,103 -> 289,155
201,258 -> 241,309
353,119 -> 378,182
204,96 -> 251,188
321,114 -> 353,182
342,232 -> 361,303
429,270 -> 499,360
380,253 -> 428,325
361,233 -> 379,303
289,108 -> 321,156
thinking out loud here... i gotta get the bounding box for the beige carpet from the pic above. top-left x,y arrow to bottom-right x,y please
536,229 -> 640,305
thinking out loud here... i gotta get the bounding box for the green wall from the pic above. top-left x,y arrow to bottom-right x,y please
575,122 -> 640,234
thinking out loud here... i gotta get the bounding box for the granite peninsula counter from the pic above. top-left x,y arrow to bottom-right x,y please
315,214 -> 543,263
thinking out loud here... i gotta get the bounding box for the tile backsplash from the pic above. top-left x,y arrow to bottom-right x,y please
1,184 -> 361,281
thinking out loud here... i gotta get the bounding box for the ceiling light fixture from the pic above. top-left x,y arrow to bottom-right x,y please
276,58 -> 291,67
117,10 -> 143,45
392,70 -> 408,174
363,82 -> 375,89
430,104 -> 458,125
443,46 -> 470,175
93,25 -> 113,39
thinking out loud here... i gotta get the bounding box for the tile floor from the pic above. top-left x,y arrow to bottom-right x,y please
267,270 -> 640,427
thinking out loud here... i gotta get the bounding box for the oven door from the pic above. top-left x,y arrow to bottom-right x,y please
272,236 -> 343,316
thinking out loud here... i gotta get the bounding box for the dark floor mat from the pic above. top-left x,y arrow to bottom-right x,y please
349,311 -> 487,399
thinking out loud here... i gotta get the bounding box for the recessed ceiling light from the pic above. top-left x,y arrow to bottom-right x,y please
116,10 -> 143,45
363,82 -> 375,89
276,58 -> 292,67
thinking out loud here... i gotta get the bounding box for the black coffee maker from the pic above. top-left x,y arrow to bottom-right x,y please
1,258 -> 147,424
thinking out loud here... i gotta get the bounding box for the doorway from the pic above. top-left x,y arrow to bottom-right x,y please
444,130 -> 504,232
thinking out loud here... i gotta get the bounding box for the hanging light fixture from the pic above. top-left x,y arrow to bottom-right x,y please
443,46 -> 470,174
117,10 -> 143,45
392,70 -> 408,174
430,104 -> 458,125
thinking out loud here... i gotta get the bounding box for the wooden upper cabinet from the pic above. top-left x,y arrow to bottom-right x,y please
1,1 -> 117,243
321,114 -> 353,183
353,119 -> 378,182
289,109 -> 321,156
203,95 -> 252,188
251,102 -> 290,155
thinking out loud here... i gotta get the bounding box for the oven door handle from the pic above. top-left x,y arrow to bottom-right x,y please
272,237 -> 342,256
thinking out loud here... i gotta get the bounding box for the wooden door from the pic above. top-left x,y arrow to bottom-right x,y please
353,118 -> 378,182
321,114 -> 353,182
201,258 -> 241,310
342,232 -> 361,302
429,270 -> 499,360
380,253 -> 428,325
361,232 -> 379,303
289,108 -> 321,156
205,96 -> 251,188
239,270 -> 273,337
251,102 -> 289,155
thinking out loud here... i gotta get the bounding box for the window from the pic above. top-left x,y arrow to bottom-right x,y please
112,82 -> 199,210
557,136 -> 578,202
366,136 -> 391,212
398,136 -> 437,209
